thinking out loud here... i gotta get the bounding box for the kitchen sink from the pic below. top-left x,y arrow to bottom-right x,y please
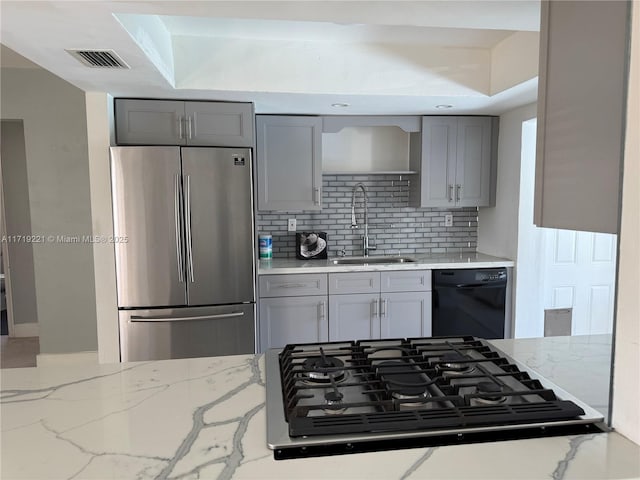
331,256 -> 416,265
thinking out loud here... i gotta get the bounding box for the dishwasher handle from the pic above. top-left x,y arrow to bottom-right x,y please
455,282 -> 506,288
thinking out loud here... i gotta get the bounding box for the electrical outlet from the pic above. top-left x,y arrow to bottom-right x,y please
444,214 -> 453,227
287,218 -> 297,232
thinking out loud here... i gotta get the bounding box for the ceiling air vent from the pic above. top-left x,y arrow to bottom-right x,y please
66,49 -> 129,69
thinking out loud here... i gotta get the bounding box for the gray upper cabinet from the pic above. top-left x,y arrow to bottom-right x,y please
115,99 -> 185,145
256,115 -> 323,211
410,116 -> 497,208
534,1 -> 630,234
184,101 -> 253,147
115,99 -> 254,147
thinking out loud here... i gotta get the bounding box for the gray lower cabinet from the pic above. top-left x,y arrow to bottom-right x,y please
328,270 -> 432,341
256,115 -> 323,211
115,99 -> 254,147
381,291 -> 432,338
259,270 -> 432,348
258,273 -> 328,351
259,296 -> 328,351
410,116 -> 497,208
329,293 -> 380,341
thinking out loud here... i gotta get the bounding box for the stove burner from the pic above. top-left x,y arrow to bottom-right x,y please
473,381 -> 507,405
323,390 -> 347,414
377,360 -> 430,397
367,346 -> 412,359
324,390 -> 344,403
436,352 -> 475,375
301,356 -> 346,383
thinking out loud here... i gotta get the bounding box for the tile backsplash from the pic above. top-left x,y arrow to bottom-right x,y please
255,174 -> 478,258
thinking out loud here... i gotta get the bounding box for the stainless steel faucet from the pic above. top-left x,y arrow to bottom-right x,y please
350,183 -> 376,256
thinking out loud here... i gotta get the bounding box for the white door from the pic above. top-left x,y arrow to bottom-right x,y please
541,229 -> 617,335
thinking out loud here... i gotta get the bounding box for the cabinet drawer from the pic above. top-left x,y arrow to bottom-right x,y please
329,272 -> 381,295
259,274 -> 327,297
381,270 -> 431,293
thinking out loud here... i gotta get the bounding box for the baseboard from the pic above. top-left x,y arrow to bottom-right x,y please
13,322 -> 39,337
36,350 -> 99,367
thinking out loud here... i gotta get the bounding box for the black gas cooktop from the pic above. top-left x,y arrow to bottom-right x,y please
266,336 -> 605,460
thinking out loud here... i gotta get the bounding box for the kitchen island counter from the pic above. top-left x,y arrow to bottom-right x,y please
2,337 -> 638,480
257,252 -> 513,274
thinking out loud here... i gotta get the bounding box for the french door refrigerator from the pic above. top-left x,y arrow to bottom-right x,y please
110,146 -> 255,361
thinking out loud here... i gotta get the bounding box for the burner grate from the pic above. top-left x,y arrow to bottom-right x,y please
278,337 -> 590,438
290,401 -> 586,437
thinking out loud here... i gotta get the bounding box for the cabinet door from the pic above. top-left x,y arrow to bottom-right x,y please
329,294 -> 380,341
534,1 -> 628,234
455,117 -> 493,207
185,102 -> 254,147
115,99 -> 186,145
380,291 -> 432,339
259,296 -> 327,351
256,115 -> 322,211
415,117 -> 457,207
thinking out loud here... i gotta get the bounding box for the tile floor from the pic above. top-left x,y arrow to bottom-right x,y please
0,336 -> 39,368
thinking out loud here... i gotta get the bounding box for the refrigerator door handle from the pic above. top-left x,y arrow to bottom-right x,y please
129,312 -> 245,323
174,174 -> 184,282
185,175 -> 195,282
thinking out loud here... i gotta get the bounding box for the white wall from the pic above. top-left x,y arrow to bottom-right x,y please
477,102 -> 536,337
85,93 -> 119,364
612,0 -> 640,446
0,120 -> 39,330
0,67 -> 98,354
513,119 -> 545,338
477,102 -> 537,259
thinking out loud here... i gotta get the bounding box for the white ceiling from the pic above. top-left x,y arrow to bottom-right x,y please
0,1 -> 541,115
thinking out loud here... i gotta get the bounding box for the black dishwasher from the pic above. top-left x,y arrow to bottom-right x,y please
432,269 -> 507,339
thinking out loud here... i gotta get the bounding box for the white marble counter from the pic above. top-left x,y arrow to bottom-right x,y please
490,335 -> 613,416
258,252 -> 514,274
2,337 -> 639,480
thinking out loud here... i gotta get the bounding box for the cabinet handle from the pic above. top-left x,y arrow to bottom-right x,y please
187,115 -> 194,139
318,301 -> 326,340
276,283 -> 308,289
314,187 -> 321,205
177,115 -> 184,139
456,184 -> 462,202
381,298 -> 387,317
372,299 -> 378,317
448,184 -> 454,202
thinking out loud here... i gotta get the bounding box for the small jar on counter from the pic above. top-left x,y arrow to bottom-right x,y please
258,234 -> 272,260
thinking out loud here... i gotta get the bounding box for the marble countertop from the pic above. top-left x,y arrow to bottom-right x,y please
2,336 -> 639,480
258,252 -> 514,274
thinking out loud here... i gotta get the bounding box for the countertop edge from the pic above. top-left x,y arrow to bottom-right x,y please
257,256 -> 514,275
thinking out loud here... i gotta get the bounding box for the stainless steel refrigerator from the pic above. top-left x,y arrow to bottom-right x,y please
110,146 -> 255,361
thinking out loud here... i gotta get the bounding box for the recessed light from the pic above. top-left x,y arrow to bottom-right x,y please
331,103 -> 350,108
435,104 -> 453,109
